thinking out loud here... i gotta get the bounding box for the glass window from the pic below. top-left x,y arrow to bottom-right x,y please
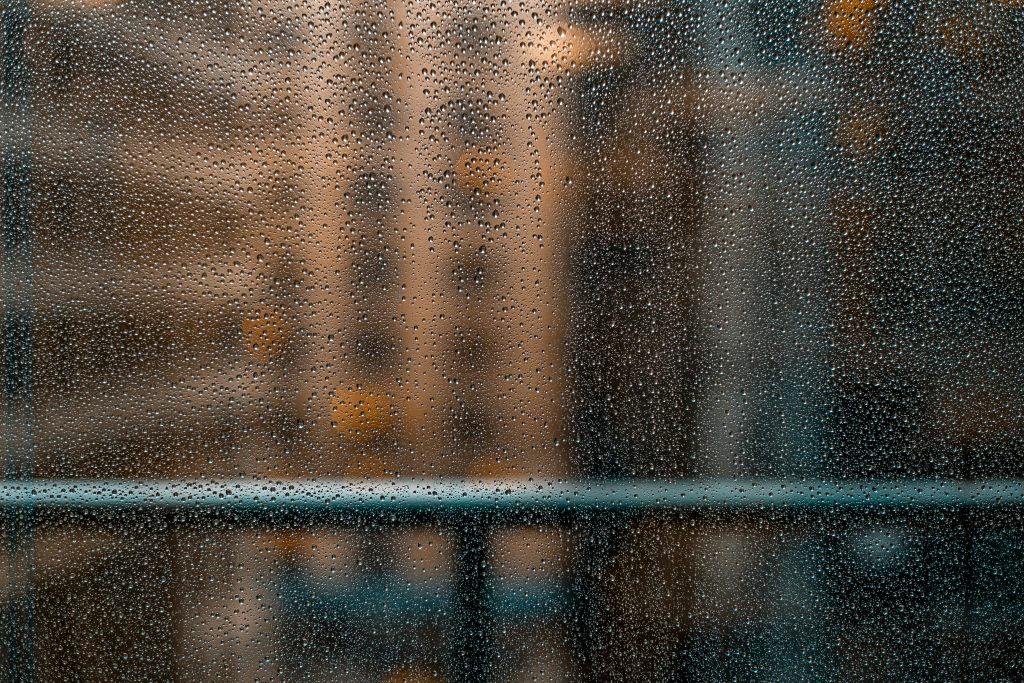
2,0 -> 1023,679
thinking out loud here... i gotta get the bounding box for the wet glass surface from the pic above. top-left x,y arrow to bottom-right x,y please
2,0 -> 1023,680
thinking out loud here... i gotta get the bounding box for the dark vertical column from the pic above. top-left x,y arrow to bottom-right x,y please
566,513 -> 620,683
958,448 -> 978,682
2,1 -> 35,681
451,520 -> 492,683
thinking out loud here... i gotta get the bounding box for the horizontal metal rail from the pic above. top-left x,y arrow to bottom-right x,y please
2,477 -> 1021,683
0,479 -> 1021,519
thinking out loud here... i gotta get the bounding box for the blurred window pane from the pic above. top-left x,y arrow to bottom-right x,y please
2,0 -> 1023,680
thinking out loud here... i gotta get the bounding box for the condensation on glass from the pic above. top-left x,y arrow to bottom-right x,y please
1,0 -> 1023,680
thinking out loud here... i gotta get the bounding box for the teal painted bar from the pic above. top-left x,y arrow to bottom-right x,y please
0,479 -> 1021,515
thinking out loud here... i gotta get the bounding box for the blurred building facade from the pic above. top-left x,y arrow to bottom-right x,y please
3,0 -> 1024,680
